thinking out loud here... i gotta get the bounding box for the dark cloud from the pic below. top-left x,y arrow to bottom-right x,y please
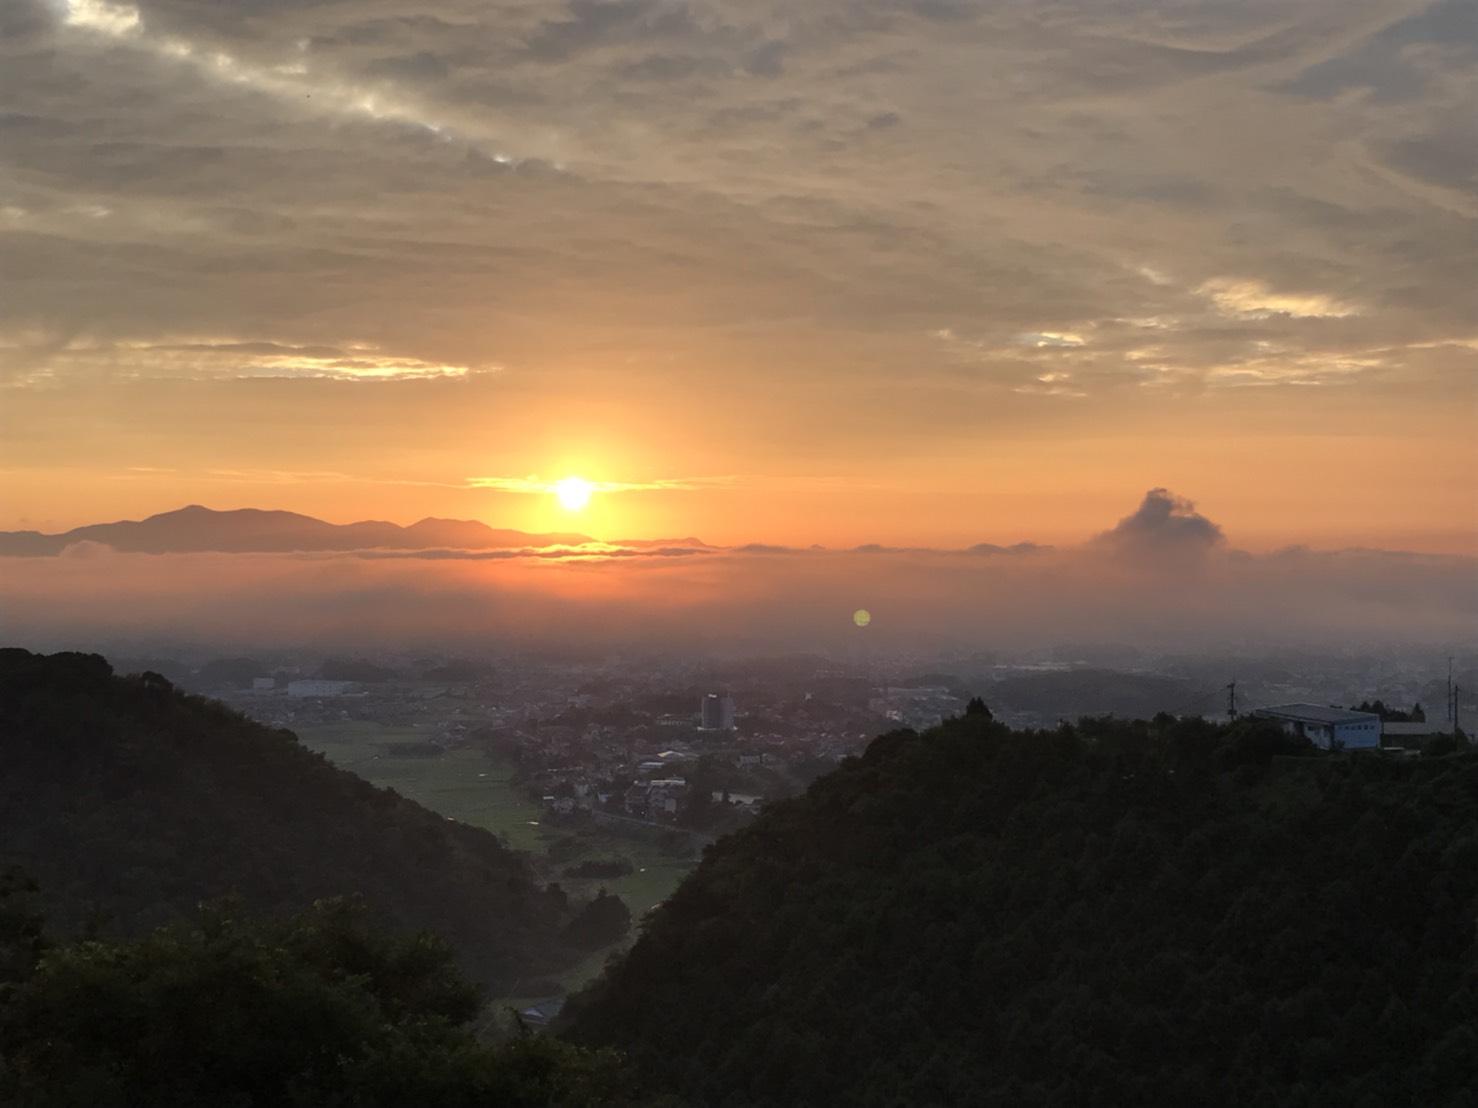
3,0 -> 1470,397
1277,0 -> 1478,103
731,543 -> 805,555
525,0 -> 703,63
1095,488 -> 1225,557
965,542 -> 1051,556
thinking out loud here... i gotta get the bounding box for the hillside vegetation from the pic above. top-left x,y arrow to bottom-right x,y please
0,890 -> 635,1108
0,649 -> 583,989
565,709 -> 1478,1106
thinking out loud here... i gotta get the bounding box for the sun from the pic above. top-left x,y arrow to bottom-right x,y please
554,476 -> 594,512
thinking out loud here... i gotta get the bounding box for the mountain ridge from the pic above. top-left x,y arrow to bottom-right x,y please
0,648 -> 588,990
0,505 -> 595,555
563,711 -> 1478,1104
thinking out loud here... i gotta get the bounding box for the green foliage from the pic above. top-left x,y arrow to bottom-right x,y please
564,859 -> 636,880
565,891 -> 633,950
0,869 -> 46,990
0,649 -> 585,989
565,712 -> 1478,1106
1354,699 -> 1426,723
0,898 -> 634,1108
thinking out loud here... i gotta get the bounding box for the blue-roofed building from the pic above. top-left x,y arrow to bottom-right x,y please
517,997 -> 565,1029
1251,704 -> 1382,750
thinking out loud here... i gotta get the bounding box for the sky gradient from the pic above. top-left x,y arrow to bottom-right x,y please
2,0 -> 1476,554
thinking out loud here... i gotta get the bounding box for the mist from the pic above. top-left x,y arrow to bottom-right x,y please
5,534 -> 1471,657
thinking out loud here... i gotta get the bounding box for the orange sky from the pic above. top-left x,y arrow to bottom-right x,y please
2,0 -> 1476,557
4,370 -> 1475,553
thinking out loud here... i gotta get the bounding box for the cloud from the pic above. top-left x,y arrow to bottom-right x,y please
1198,279 -> 1357,320
57,539 -> 117,559
1,0 -> 1474,552
1,490 -> 1471,656
463,475 -> 729,495
354,542 -> 713,561
2,527 -> 1470,655
1094,488 -> 1225,559
0,0 -> 1471,404
0,336 -> 476,386
63,0 -> 139,36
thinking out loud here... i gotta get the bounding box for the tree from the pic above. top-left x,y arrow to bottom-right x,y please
0,868 -> 44,989
564,891 -> 632,951
0,898 -> 634,1107
564,713 -> 1478,1106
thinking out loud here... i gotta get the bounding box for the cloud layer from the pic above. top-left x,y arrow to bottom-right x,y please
1,0 -> 1473,555
3,490 -> 1472,653
3,0 -> 1474,395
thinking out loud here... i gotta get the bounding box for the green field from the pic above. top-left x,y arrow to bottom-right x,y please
294,721 -> 695,996
296,721 -> 550,849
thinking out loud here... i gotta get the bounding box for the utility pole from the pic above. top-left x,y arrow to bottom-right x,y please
1448,657 -> 1455,728
1226,680 -> 1238,721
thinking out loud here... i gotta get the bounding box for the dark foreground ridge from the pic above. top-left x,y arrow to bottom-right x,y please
564,709 -> 1478,1105
0,649 -> 580,990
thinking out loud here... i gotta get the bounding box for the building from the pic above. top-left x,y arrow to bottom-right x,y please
623,777 -> 688,818
287,679 -> 355,698
517,997 -> 565,1029
1251,704 -> 1381,750
1381,721 -> 1455,746
700,693 -> 736,731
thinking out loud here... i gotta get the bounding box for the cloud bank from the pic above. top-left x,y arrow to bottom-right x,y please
3,491 -> 1471,654
2,0 -> 1474,398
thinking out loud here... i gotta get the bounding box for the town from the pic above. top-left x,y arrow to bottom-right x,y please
149,643 -> 1467,844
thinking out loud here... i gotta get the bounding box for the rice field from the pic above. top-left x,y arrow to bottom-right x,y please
294,720 -> 696,994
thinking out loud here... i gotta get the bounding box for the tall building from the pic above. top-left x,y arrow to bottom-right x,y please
700,693 -> 736,731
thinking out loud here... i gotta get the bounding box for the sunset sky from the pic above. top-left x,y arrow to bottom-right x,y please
2,0 -> 1475,555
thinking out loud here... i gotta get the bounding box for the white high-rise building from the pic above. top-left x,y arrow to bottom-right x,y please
700,693 -> 736,731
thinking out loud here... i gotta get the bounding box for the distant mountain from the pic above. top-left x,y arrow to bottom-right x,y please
0,649 -> 588,989
0,505 -> 593,555
565,712 -> 1478,1104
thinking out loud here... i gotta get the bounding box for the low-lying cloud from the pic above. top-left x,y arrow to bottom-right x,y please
4,491 -> 1471,654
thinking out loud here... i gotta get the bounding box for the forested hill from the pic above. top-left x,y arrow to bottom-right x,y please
0,649 -> 573,990
565,710 -> 1478,1106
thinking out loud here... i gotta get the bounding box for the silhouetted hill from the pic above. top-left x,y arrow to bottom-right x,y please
0,649 -> 584,990
564,712 -> 1478,1105
0,506 -> 592,555
985,666 -> 1195,719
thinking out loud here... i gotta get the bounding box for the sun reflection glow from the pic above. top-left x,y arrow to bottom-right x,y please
554,476 -> 594,512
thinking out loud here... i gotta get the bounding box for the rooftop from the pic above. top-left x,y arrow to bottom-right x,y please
1253,704 -> 1380,725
